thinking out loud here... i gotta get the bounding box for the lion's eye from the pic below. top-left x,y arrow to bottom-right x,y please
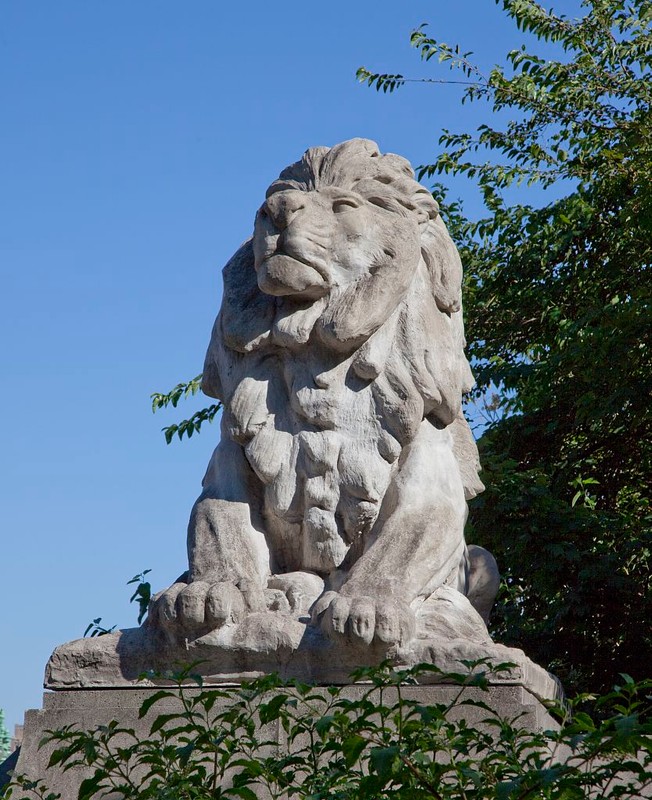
332,198 -> 360,213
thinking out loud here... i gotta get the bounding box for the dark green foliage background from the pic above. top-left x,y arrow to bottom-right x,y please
362,0 -> 651,693
442,0 -> 651,694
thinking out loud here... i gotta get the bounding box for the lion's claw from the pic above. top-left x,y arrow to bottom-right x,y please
312,591 -> 415,647
205,582 -> 247,625
149,580 -> 250,641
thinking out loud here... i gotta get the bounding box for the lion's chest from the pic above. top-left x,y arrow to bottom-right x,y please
242,354 -> 401,573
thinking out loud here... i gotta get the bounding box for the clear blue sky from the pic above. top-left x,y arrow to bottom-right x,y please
0,0 -> 567,733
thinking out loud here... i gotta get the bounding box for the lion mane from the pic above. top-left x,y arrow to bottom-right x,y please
201,139 -> 483,576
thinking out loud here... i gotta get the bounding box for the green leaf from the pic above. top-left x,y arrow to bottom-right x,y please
138,690 -> 175,719
258,693 -> 288,724
229,788 -> 259,800
149,711 -> 179,735
369,745 -> 399,780
342,734 -> 367,767
77,771 -> 104,800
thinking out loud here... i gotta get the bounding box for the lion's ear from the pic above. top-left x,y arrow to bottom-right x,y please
202,314 -> 224,400
219,239 -> 275,353
421,216 -> 463,314
449,412 -> 485,500
202,239 -> 275,400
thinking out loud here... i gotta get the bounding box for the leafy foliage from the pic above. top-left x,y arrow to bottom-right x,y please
359,0 -> 652,694
128,570 -> 153,626
82,618 -> 116,638
0,711 -> 10,764
4,663 -> 652,799
84,570 -> 153,636
151,376 -> 222,444
150,376 -> 204,411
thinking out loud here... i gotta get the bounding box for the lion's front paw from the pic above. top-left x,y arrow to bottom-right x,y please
311,591 -> 416,647
149,580 -> 253,641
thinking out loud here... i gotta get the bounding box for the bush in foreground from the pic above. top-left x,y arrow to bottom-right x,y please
4,661 -> 652,799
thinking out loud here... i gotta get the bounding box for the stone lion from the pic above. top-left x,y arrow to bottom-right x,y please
149,138 -> 499,653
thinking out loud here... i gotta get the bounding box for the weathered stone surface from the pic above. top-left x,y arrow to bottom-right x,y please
151,138 -> 499,650
5,137 -> 582,797
47,139 -> 523,688
37,139 -> 569,714
46,585 -> 561,704
12,684 -> 560,799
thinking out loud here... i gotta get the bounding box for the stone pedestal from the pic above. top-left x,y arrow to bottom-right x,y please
10,682 -> 560,799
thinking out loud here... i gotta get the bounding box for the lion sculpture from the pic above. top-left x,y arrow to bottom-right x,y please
147,138 -> 499,658
32,139 -> 559,800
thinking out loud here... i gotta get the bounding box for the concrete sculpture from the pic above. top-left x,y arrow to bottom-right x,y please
6,141 -> 560,800
45,139 -> 556,694
151,136 -> 496,639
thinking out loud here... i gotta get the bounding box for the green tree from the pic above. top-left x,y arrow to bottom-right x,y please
359,0 -> 651,692
0,709 -> 11,763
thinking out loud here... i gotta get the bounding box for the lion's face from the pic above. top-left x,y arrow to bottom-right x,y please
252,185 -> 421,301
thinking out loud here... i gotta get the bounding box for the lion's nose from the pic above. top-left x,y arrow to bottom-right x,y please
265,190 -> 306,230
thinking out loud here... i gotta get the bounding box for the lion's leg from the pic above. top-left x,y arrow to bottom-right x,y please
313,419 -> 468,645
149,438 -> 271,639
188,438 -> 269,586
466,544 -> 500,624
346,418 -> 467,600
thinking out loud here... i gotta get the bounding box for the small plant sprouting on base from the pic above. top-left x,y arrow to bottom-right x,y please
4,661 -> 652,799
83,570 -> 153,638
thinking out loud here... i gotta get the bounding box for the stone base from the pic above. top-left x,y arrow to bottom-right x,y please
17,588 -> 564,796
10,683 -> 560,799
44,587 -> 563,705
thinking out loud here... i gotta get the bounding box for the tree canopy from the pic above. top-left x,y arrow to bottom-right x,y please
359,0 -> 651,692
0,709 -> 11,763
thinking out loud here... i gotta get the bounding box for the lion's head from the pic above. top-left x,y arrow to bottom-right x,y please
250,139 -> 463,351
253,142 -> 429,301
201,139 -> 482,573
